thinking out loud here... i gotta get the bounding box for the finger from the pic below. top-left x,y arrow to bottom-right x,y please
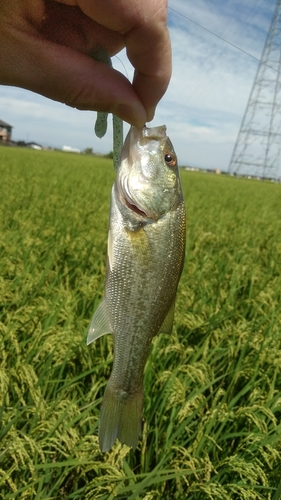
41,2 -> 125,57
54,0 -> 172,119
126,22 -> 172,122
1,28 -> 147,126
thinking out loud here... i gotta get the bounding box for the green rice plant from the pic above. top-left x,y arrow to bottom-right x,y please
0,147 -> 281,499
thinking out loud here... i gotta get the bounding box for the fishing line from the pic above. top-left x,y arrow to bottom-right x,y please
113,55 -> 130,80
168,6 -> 279,74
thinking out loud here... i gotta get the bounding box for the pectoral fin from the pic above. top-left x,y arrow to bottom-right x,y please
87,299 -> 113,345
159,300 -> 175,335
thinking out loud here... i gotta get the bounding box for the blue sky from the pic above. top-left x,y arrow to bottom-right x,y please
0,0 -> 277,171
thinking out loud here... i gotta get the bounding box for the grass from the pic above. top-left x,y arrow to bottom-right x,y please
0,146 -> 281,499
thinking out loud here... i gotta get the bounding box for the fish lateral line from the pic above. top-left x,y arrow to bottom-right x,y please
87,123 -> 186,452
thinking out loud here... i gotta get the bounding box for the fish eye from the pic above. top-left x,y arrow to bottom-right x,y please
164,152 -> 177,167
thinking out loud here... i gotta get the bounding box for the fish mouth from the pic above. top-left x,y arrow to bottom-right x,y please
124,198 -> 147,217
121,176 -> 149,218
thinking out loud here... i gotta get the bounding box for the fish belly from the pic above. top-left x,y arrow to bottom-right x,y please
98,197 -> 185,451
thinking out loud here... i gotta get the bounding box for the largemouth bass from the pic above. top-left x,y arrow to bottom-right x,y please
87,125 -> 186,452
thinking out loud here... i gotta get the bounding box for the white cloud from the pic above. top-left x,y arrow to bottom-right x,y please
149,0 -> 277,170
0,0 -> 278,171
0,88 -> 115,153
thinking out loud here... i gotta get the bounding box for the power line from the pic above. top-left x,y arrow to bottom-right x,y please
168,6 -> 279,74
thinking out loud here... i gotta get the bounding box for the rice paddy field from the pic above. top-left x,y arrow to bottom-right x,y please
0,145 -> 281,500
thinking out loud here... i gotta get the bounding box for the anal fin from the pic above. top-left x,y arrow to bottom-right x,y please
159,299 -> 175,335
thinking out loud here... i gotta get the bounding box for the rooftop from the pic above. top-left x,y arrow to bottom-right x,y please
0,120 -> 13,128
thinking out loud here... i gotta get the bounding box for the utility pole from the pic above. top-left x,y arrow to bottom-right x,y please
228,0 -> 281,180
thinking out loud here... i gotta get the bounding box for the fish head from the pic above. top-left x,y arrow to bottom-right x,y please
116,125 -> 183,223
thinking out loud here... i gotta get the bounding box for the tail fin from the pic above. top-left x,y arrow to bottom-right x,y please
99,383 -> 143,452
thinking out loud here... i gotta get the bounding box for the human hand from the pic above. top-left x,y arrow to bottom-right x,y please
0,0 -> 172,127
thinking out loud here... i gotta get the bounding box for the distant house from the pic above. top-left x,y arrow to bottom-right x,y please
0,120 -> 13,143
62,145 -> 80,153
26,142 -> 42,150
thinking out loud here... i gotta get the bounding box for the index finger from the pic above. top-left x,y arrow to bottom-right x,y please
126,11 -> 172,122
56,0 -> 172,121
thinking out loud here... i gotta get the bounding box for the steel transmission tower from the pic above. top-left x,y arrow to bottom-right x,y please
228,0 -> 281,180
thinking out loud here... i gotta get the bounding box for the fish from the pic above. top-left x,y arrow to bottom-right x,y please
87,124 -> 186,452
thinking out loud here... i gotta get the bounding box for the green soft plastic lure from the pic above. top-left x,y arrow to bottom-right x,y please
91,49 -> 123,170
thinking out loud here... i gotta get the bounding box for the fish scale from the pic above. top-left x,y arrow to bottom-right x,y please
87,125 -> 186,452
109,205 -> 185,384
